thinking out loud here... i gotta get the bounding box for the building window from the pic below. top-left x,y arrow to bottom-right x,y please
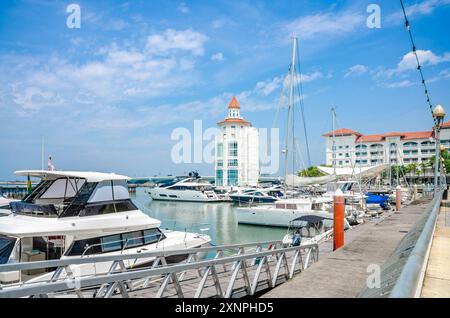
228,159 -> 238,167
227,170 -> 238,186
403,142 -> 418,148
345,153 -> 349,157
345,145 -> 349,149
217,160 -> 223,167
217,143 -> 223,157
216,170 -> 223,186
339,161 -> 343,165
339,146 -> 343,149
356,144 -> 367,149
228,141 -> 238,157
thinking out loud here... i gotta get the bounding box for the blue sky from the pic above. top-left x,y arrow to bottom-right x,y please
1,0 -> 450,180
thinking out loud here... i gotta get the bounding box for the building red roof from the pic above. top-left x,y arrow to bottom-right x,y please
217,117 -> 251,126
228,96 -> 240,109
356,134 -> 384,142
351,131 -> 433,143
401,131 -> 433,140
441,120 -> 450,128
322,128 -> 362,137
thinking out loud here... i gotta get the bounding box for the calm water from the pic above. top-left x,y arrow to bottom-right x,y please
130,188 -> 285,246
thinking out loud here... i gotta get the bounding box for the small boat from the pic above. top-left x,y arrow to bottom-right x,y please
148,172 -> 221,202
282,215 -> 350,246
0,196 -> 18,216
229,188 -> 279,204
236,197 -> 334,227
0,170 -> 211,285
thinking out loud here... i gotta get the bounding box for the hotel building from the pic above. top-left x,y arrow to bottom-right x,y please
214,96 -> 259,187
322,121 -> 450,167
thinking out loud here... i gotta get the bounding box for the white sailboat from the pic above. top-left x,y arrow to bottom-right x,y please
236,37 -> 340,227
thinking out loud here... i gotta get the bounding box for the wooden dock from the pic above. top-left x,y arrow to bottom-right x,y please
262,198 -> 433,298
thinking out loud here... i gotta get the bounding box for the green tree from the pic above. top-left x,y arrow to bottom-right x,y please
298,166 -> 326,177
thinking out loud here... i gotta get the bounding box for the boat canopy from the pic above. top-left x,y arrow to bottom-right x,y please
285,174 -> 336,186
290,215 -> 333,223
317,164 -> 388,177
15,170 -> 130,182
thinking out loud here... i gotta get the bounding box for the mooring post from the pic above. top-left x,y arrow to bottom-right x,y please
396,185 -> 402,211
333,189 -> 345,251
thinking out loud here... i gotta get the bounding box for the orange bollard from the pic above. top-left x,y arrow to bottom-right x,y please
396,185 -> 402,211
333,189 -> 345,251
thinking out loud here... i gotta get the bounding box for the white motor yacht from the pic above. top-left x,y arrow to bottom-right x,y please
148,176 -> 221,202
236,196 -> 333,227
0,170 -> 211,284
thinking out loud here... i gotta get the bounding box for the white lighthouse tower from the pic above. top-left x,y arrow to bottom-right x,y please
215,96 -> 259,187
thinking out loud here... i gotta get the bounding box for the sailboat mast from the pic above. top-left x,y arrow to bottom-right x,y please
41,136 -> 44,171
331,107 -> 336,176
284,37 -> 297,195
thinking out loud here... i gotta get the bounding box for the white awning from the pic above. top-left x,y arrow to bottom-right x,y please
14,170 -> 130,182
317,164 -> 388,177
285,174 -> 337,186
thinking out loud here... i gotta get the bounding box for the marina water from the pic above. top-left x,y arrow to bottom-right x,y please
131,188 -> 285,246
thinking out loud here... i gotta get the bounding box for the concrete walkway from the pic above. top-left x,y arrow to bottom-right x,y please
421,201 -> 450,297
262,198 -> 432,298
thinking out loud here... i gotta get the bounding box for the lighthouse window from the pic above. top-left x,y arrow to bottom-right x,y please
228,159 -> 238,167
227,170 -> 238,186
228,142 -> 238,157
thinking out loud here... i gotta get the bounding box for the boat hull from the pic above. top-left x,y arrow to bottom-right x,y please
236,207 -> 333,227
148,188 -> 222,202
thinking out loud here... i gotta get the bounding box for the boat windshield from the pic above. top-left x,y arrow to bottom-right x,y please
0,235 -> 16,265
11,178 -> 135,218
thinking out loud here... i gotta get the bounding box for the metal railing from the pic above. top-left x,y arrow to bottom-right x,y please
359,190 -> 444,298
389,190 -> 444,297
0,240 -> 319,298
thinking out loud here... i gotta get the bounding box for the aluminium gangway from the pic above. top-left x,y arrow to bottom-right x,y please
0,240 -> 319,298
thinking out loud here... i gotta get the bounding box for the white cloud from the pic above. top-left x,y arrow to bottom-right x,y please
177,3 -> 190,14
371,50 -> 450,86
1,28 -> 209,113
344,64 -> 368,78
254,77 -> 282,96
280,10 -> 364,40
301,71 -> 324,82
211,18 -> 226,29
211,52 -> 225,62
397,50 -> 450,72
146,29 -> 208,56
386,0 -> 450,24
385,80 -> 414,88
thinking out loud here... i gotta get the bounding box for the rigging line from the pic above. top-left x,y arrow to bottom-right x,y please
399,0 -> 437,126
270,71 -> 290,149
294,41 -> 312,167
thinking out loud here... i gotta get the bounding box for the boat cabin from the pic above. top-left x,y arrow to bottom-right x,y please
9,170 -> 135,218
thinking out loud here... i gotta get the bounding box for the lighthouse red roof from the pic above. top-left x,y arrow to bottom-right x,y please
228,96 -> 240,109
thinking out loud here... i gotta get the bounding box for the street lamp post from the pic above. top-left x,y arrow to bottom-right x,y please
433,104 -> 446,196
